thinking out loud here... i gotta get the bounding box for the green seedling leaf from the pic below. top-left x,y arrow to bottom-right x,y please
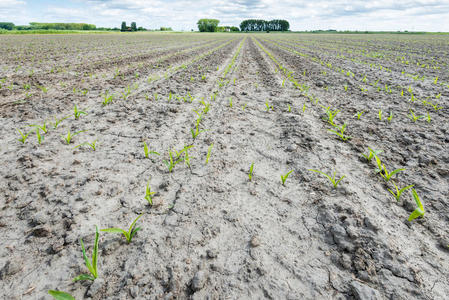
281,170 -> 293,186
101,214 -> 143,243
205,143 -> 213,164
48,290 -> 75,300
17,128 -> 31,144
73,104 -> 87,120
388,182 -> 414,201
144,180 -> 156,205
408,189 -> 425,221
308,169 -> 345,188
248,163 -> 254,181
73,226 -> 99,282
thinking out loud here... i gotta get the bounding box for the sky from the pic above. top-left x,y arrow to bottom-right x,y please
1,0 -> 449,31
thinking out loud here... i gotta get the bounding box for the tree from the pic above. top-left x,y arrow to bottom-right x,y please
197,19 -> 219,32
131,22 -> 137,31
121,21 -> 127,31
0,22 -> 15,30
240,19 -> 289,32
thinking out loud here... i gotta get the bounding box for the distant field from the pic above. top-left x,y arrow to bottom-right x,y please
0,32 -> 448,299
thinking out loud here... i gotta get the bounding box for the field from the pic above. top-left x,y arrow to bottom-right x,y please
0,32 -> 448,299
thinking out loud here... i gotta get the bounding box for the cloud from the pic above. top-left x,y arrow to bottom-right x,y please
1,0 -> 448,31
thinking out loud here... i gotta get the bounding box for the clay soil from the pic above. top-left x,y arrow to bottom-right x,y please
0,32 -> 448,299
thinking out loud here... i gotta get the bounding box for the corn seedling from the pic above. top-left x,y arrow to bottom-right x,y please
426,112 -> 431,123
242,103 -> 247,110
379,164 -> 405,182
378,109 -> 382,121
62,130 -> 86,145
163,150 -> 184,173
408,189 -> 425,221
121,85 -> 131,100
229,98 -> 233,108
73,226 -> 99,282
308,169 -> 345,188
144,180 -> 156,205
287,104 -> 291,112
324,108 -> 339,125
35,128 -> 43,144
205,143 -> 213,164
302,103 -> 306,113
328,123 -> 351,141
344,85 -> 348,92
190,119 -> 204,140
36,84 -> 48,93
17,128 -> 31,144
362,147 -> 383,162
102,92 -> 114,106
265,100 -> 273,111
354,110 -> 365,120
73,104 -> 87,120
248,163 -> 254,181
29,120 -> 48,133
143,141 -> 160,158
281,170 -> 293,186
48,290 -> 75,300
74,140 -> 98,151
387,112 -> 393,122
101,214 -> 142,243
388,182 -> 414,201
408,110 -> 424,122
52,116 -> 69,129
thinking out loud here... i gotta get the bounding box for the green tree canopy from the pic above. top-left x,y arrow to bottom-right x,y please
121,21 -> 127,31
131,22 -> 137,31
240,19 -> 289,32
197,19 -> 220,32
0,22 -> 15,30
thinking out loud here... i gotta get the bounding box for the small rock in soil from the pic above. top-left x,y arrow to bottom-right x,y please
191,271 -> 207,291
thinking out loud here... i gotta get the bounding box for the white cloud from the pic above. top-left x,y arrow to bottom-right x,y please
2,0 -> 449,31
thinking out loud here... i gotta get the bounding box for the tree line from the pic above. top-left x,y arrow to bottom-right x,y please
240,19 -> 289,32
0,22 -> 96,31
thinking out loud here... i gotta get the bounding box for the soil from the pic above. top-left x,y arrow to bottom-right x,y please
0,32 -> 448,299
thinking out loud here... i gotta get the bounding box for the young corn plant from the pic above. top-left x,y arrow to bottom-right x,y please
101,214 -> 143,243
281,170 -> 293,186
378,109 -> 383,121
354,110 -> 365,120
29,120 -> 48,133
74,104 -> 87,120
143,141 -> 160,158
121,85 -> 131,100
102,92 -> 114,106
328,123 -> 351,141
264,100 -> 273,112
388,182 -> 414,201
379,165 -> 405,182
74,140 -> 98,151
35,128 -> 43,144
248,163 -> 255,181
229,98 -> 233,108
361,147 -> 383,162
52,116 -> 69,129
205,143 -> 213,164
17,129 -> 31,144
144,180 -> 156,205
62,130 -> 86,145
408,110 -> 424,122
308,169 -> 345,188
48,290 -> 75,300
324,108 -> 339,125
408,189 -> 425,221
163,148 -> 187,173
73,226 -> 99,282
387,112 -> 393,122
190,119 -> 204,140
